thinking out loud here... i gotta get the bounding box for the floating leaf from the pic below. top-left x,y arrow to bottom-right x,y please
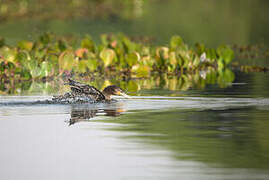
81,35 -> 95,52
217,45 -> 234,65
126,52 -> 140,67
58,50 -> 75,73
100,48 -> 115,67
206,48 -> 217,61
77,60 -> 88,73
131,64 -> 150,77
87,59 -> 98,72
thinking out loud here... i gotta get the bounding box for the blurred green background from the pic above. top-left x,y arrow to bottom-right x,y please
0,0 -> 268,47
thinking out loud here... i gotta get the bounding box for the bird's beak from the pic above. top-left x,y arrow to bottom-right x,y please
117,91 -> 131,98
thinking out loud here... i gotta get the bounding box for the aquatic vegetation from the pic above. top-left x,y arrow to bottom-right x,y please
0,33 -> 235,81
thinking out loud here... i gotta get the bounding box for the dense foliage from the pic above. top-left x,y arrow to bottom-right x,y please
0,33 -> 234,81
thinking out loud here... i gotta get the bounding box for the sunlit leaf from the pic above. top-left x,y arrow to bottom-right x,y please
217,45 -> 234,65
87,59 -> 98,72
58,50 -> 75,73
131,64 -> 150,77
100,48 -> 115,67
77,60 -> 88,73
40,61 -> 53,77
126,52 -> 140,67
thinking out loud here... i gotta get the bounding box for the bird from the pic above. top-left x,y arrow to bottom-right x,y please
52,79 -> 129,103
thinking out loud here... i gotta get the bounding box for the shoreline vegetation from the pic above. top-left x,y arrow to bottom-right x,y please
0,33 -> 268,94
0,33 -> 235,79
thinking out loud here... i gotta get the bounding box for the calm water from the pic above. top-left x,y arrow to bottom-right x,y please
1,72 -> 269,180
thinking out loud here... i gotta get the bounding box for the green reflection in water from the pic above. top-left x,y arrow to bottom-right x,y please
0,69 -> 235,95
98,107 -> 269,169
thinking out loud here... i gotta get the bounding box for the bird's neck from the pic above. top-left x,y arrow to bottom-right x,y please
102,90 -> 111,100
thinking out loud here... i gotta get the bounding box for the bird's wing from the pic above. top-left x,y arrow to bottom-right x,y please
67,79 -> 106,100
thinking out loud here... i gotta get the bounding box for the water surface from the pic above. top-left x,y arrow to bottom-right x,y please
1,73 -> 269,179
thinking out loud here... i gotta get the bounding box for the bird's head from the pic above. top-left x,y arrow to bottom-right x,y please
102,85 -> 130,100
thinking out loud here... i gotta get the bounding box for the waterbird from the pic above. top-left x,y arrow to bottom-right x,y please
52,79 -> 130,103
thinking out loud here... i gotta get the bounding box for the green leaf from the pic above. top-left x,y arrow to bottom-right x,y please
58,39 -> 67,52
195,43 -> 205,55
77,60 -> 88,73
81,35 -> 95,52
19,69 -> 32,80
100,48 -> 115,67
1,47 -> 17,63
58,50 -> 75,73
87,59 -> 98,72
40,61 -> 53,77
206,48 -> 217,61
126,52 -> 140,67
39,32 -> 54,46
132,64 -> 150,77
28,59 -> 41,78
16,51 -> 30,64
217,45 -> 234,65
217,59 -> 224,71
121,35 -> 136,53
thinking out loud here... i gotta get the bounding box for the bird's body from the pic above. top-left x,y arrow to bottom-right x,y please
67,79 -> 106,102
52,79 -> 129,104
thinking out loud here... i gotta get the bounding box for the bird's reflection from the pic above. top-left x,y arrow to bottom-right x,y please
68,103 -> 126,125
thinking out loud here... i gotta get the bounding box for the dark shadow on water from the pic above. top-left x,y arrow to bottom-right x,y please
68,104 -> 125,126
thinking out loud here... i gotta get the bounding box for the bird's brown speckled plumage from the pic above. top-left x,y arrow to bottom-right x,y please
59,79 -> 128,102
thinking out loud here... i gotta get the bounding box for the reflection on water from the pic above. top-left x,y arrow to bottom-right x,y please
100,106 -> 269,169
0,69 -> 236,95
69,104 -> 124,126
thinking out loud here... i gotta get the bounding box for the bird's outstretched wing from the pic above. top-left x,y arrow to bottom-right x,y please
66,79 -> 106,101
